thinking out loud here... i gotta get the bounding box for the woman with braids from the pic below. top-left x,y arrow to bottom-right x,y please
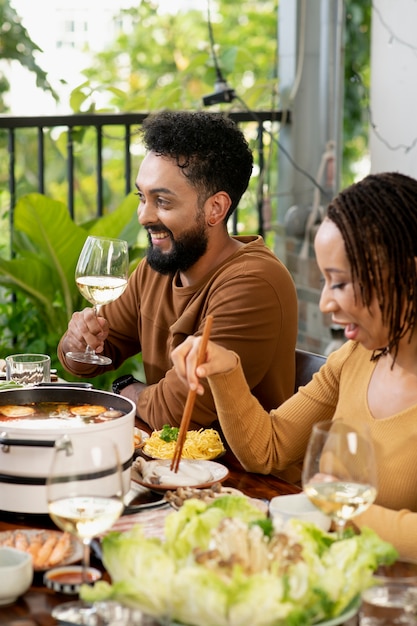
172,171 -> 417,560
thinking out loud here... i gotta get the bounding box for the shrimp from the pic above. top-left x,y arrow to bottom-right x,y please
34,533 -> 58,569
47,532 -> 71,567
26,532 -> 44,564
14,531 -> 29,552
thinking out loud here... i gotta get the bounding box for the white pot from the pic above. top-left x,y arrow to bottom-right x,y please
0,386 -> 135,514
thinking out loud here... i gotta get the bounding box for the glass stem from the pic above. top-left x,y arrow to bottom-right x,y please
334,519 -> 346,539
82,539 -> 91,585
85,304 -> 101,356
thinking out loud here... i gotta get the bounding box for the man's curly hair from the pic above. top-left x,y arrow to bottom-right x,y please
141,110 -> 253,221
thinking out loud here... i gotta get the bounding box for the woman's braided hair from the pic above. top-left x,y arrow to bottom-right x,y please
327,171 -> 417,360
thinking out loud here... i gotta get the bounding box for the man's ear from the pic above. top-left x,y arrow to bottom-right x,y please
206,191 -> 232,226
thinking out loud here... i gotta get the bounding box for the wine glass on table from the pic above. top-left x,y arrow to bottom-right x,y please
301,421 -> 378,538
67,235 -> 129,365
46,437 -> 125,625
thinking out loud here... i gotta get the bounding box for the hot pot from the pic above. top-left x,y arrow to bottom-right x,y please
0,386 -> 136,514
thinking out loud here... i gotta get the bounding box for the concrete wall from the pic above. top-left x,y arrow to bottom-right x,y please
370,0 -> 417,177
275,0 -> 417,355
276,0 -> 345,355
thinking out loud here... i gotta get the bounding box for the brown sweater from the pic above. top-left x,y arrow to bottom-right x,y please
58,235 -> 298,430
208,339 -> 417,560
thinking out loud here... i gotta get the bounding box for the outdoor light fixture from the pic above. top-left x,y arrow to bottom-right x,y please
203,78 -> 236,106
202,0 -> 236,107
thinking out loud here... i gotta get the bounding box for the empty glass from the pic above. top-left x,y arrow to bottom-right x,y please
360,582 -> 417,625
6,353 -> 51,386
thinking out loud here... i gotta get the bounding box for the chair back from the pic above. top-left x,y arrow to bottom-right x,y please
294,348 -> 326,392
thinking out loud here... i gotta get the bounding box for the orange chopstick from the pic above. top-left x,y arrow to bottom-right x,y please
170,314 -> 214,473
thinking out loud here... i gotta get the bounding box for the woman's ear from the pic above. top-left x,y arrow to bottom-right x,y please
206,191 -> 232,226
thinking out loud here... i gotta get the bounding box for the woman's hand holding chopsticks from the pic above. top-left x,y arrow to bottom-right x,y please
171,331 -> 238,396
170,315 -> 214,473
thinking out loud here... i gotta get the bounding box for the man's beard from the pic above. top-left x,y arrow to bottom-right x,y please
146,218 -> 209,275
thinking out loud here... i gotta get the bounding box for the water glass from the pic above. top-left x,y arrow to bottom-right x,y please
360,582 -> 417,625
6,353 -> 51,385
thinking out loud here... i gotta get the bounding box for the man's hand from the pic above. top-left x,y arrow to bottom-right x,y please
61,307 -> 109,355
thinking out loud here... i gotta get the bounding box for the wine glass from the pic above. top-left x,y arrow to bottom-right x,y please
47,436 -> 125,625
301,421 -> 378,538
67,235 -> 129,365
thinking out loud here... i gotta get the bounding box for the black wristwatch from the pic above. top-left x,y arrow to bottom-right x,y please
112,374 -> 139,395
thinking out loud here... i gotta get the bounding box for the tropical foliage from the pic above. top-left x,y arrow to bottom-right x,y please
0,0 -> 58,111
343,1 -> 371,184
72,0 -> 278,113
0,192 -> 143,387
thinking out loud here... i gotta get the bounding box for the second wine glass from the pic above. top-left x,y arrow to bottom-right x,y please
47,436 -> 125,625
67,235 -> 129,365
302,421 -> 378,538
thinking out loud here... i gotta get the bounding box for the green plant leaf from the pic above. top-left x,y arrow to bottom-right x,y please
0,191 -> 143,387
13,193 -> 87,317
87,192 -> 140,245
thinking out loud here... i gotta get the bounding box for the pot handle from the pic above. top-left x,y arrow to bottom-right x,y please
1,431 -> 56,452
54,434 -> 73,456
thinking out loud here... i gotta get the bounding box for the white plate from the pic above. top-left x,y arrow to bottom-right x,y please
123,479 -> 167,513
0,529 -> 83,571
132,459 -> 229,491
134,427 -> 149,451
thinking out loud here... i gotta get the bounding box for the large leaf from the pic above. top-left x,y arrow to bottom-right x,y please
0,256 -> 58,318
12,193 -> 87,317
2,192 -> 141,319
0,192 -> 142,382
86,192 -> 140,245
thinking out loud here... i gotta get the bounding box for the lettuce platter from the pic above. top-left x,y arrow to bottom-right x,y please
81,495 -> 398,626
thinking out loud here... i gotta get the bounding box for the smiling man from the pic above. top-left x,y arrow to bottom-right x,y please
57,110 -> 298,431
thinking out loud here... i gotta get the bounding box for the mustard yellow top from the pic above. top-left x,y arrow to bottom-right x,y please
209,340 -> 417,560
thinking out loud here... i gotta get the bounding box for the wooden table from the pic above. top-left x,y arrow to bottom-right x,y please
0,421 -> 410,626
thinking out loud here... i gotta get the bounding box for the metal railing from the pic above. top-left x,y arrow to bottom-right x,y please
0,110 -> 288,239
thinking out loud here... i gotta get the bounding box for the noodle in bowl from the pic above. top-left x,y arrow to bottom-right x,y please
142,428 -> 225,460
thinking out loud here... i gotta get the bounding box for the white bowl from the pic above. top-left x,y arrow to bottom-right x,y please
0,546 -> 33,605
269,493 -> 331,531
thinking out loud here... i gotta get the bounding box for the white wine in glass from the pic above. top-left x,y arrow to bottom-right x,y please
302,421 -> 378,538
47,436 -> 124,625
67,235 -> 129,365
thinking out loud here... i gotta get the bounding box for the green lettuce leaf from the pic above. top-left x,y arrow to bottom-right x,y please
81,497 -> 398,626
164,496 -> 266,562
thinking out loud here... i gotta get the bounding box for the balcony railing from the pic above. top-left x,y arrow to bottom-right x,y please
0,110 -> 288,241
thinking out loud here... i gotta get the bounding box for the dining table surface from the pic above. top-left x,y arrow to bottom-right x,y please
0,415 -> 414,626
